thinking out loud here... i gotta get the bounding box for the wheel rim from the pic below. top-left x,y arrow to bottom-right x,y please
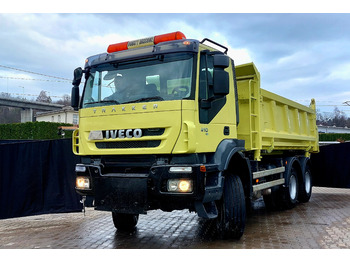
304,171 -> 311,194
289,175 -> 297,200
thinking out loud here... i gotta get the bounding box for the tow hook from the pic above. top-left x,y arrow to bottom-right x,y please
80,196 -> 86,216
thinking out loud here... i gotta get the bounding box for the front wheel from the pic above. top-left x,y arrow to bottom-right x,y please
216,174 -> 246,239
112,212 -> 139,231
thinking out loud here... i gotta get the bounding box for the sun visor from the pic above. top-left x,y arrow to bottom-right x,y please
103,72 -> 123,80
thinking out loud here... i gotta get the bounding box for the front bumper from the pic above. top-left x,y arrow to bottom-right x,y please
75,161 -> 223,216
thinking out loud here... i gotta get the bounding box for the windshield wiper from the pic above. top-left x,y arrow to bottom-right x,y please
85,99 -> 120,105
125,96 -> 164,104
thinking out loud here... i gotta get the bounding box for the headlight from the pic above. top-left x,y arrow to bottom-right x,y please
167,179 -> 193,193
76,177 -> 90,190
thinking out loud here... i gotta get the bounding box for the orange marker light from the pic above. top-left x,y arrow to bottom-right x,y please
107,31 -> 186,53
107,41 -> 128,53
154,31 -> 186,44
200,165 -> 206,172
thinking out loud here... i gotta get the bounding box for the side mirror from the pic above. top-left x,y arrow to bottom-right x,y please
72,67 -> 83,86
213,69 -> 229,95
71,85 -> 80,110
213,55 -> 229,96
213,54 -> 229,68
71,67 -> 83,110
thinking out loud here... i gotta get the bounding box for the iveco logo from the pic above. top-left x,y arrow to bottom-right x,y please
105,128 -> 142,139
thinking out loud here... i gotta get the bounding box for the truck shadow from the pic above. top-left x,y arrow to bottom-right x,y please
110,198 -> 274,248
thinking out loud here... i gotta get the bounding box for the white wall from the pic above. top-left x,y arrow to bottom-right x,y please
36,111 -> 79,125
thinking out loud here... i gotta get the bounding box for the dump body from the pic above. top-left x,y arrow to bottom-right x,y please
236,63 -> 319,160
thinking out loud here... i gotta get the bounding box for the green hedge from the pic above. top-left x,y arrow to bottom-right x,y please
2,122 -> 349,142
0,122 -> 74,140
319,133 -> 350,142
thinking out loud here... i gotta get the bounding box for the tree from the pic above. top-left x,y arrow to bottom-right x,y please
36,90 -> 52,103
0,106 -> 21,123
0,93 -> 21,123
332,107 -> 347,127
317,107 -> 349,127
0,92 -> 11,99
55,94 -> 71,106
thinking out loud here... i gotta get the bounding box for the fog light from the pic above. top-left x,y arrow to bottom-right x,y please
167,179 -> 193,193
76,177 -> 90,190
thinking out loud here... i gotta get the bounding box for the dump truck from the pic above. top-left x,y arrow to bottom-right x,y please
71,31 -> 319,239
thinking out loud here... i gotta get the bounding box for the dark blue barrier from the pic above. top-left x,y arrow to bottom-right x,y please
0,139 -> 82,219
0,140 -> 33,144
1,139 -> 348,219
312,142 -> 350,189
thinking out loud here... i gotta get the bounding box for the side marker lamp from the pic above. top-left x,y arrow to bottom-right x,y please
76,177 -> 90,190
75,164 -> 86,173
169,166 -> 192,173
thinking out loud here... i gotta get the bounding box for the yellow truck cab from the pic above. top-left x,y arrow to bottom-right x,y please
71,31 -> 318,239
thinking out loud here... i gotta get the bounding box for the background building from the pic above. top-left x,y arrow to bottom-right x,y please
318,125 -> 350,133
36,106 -> 79,125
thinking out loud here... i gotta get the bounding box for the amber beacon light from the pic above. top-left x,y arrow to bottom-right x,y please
107,31 -> 186,53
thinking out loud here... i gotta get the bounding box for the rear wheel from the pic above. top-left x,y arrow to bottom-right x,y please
281,166 -> 299,209
112,212 -> 139,231
216,174 -> 246,239
298,164 -> 312,203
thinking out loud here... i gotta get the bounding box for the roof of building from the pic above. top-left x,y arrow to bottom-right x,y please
35,106 -> 77,117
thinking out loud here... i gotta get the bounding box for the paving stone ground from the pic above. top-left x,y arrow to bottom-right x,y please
1,187 -> 350,249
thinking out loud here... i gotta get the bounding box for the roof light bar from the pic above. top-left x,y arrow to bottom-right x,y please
107,31 -> 186,53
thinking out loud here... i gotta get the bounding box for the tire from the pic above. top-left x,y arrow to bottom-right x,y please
216,175 -> 246,239
298,164 -> 312,203
281,166 -> 299,209
112,212 -> 139,231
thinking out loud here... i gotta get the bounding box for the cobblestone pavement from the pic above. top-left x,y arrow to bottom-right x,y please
0,187 -> 350,249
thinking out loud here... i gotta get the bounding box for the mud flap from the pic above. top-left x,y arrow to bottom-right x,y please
94,176 -> 148,214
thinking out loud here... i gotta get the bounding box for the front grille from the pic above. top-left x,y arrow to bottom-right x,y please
96,140 -> 161,149
143,128 -> 165,136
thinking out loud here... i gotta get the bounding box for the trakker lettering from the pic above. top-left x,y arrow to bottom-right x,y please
105,128 -> 142,139
93,104 -> 158,114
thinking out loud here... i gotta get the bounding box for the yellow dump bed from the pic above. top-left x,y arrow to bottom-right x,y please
236,63 -> 319,160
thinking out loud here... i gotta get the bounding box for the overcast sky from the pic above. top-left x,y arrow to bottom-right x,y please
1,10 -> 350,115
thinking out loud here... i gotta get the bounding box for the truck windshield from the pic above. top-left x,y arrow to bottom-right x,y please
81,53 -> 195,108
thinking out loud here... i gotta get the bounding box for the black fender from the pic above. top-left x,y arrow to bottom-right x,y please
196,139 -> 252,219
213,139 -> 252,200
299,157 -> 311,175
213,139 -> 245,171
298,156 -> 312,187
283,156 -> 302,186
